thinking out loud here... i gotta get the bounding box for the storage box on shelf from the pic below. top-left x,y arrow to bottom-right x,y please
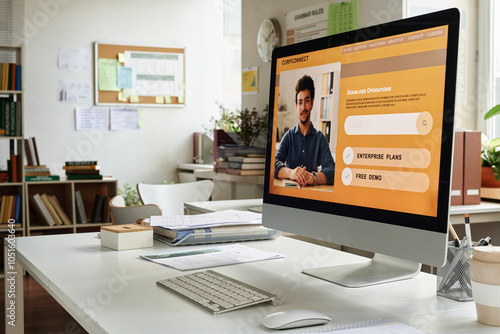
24,178 -> 117,236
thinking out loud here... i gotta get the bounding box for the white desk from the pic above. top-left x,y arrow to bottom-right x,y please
4,233 -> 497,333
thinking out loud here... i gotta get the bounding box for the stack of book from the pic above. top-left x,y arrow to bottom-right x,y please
24,137 -> 60,181
226,155 -> 266,176
29,193 -> 71,226
215,145 -> 265,175
0,194 -> 22,226
63,161 -> 103,180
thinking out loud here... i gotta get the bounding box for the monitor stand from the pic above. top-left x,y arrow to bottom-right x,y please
302,253 -> 422,288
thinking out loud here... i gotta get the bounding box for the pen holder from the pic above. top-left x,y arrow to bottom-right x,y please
436,241 -> 474,301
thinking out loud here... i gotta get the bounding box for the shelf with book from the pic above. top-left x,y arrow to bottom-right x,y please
0,44 -> 24,233
24,177 -> 117,236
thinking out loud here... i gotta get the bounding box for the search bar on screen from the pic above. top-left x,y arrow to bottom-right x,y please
344,111 -> 433,136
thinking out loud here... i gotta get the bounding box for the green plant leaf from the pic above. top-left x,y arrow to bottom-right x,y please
484,104 -> 500,120
493,165 -> 500,181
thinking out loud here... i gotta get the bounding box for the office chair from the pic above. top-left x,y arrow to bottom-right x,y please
137,180 -> 214,216
109,195 -> 162,225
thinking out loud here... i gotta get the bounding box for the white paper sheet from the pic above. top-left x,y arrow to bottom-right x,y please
58,47 -> 91,72
75,107 -> 109,130
58,79 -> 91,103
149,210 -> 262,230
140,243 -> 283,271
110,107 -> 139,130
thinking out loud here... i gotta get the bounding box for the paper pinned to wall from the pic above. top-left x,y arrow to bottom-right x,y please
110,107 -> 139,130
327,0 -> 358,35
75,107 -> 109,130
242,67 -> 258,95
58,47 -> 91,72
58,79 -> 91,104
117,66 -> 133,89
98,58 -> 120,91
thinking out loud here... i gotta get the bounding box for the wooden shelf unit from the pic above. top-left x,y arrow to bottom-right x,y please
24,178 -> 117,236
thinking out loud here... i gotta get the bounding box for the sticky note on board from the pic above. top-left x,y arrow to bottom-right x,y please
179,82 -> 185,90
138,119 -> 144,128
118,92 -> 127,102
164,95 -> 172,103
118,53 -> 126,63
130,95 -> 139,103
156,95 -> 165,104
137,109 -> 143,116
122,89 -> 130,98
178,95 -> 184,104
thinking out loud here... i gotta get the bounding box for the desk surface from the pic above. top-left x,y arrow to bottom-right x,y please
10,233 -> 497,333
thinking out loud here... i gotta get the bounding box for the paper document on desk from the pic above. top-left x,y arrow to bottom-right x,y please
149,210 -> 262,230
140,243 -> 284,271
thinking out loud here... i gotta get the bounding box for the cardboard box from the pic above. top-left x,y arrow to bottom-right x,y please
101,224 -> 153,250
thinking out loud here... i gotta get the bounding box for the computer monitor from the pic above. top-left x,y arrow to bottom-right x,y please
263,8 -> 460,287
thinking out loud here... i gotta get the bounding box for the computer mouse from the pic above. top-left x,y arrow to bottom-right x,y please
262,309 -> 331,330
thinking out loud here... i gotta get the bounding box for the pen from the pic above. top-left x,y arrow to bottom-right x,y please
438,237 -> 470,291
476,236 -> 491,247
464,213 -> 472,248
448,221 -> 460,244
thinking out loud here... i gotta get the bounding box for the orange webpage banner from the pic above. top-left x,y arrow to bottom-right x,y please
270,26 -> 449,217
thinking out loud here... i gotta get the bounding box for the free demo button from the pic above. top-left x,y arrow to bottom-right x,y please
344,111 -> 433,136
342,147 -> 431,168
341,168 -> 429,192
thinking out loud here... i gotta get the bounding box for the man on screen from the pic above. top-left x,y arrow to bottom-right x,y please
275,74 -> 335,187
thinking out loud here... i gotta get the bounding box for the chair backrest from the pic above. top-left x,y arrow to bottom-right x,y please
109,195 -> 162,225
137,180 -> 214,216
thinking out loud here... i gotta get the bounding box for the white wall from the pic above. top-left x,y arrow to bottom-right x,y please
241,0 -> 404,111
23,0 -> 224,188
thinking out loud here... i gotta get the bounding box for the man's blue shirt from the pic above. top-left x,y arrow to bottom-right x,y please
274,122 -> 335,185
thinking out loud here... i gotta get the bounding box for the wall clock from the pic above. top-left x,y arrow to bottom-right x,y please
257,18 -> 281,62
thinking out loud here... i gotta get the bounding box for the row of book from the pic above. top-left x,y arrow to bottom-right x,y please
29,193 -> 71,226
0,62 -> 21,91
0,194 -> 22,225
63,160 -> 103,180
0,96 -> 21,136
76,192 -> 111,224
29,191 -> 111,226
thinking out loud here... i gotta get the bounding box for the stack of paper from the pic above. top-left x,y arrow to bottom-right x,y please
140,243 -> 284,271
150,210 -> 279,246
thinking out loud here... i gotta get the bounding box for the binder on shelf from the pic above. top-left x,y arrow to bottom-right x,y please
450,131 -> 464,206
463,131 -> 481,205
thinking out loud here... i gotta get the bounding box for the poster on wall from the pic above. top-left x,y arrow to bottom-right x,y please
285,0 -> 358,45
285,2 -> 329,45
242,67 -> 258,95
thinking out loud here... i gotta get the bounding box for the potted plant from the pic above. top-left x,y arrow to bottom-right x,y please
481,104 -> 500,187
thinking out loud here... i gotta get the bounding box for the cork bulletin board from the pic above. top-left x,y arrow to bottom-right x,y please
94,43 -> 185,107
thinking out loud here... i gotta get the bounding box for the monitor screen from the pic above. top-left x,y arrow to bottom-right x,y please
263,8 -> 460,287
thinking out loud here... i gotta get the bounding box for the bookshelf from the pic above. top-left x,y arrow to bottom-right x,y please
24,178 -> 117,236
0,44 -> 24,277
319,71 -> 334,144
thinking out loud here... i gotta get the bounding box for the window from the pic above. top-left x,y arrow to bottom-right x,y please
222,0 -> 242,111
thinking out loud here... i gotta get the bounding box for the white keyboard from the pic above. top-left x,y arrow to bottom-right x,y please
157,270 -> 278,314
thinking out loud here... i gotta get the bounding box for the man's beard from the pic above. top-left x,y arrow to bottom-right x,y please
300,111 -> 310,125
